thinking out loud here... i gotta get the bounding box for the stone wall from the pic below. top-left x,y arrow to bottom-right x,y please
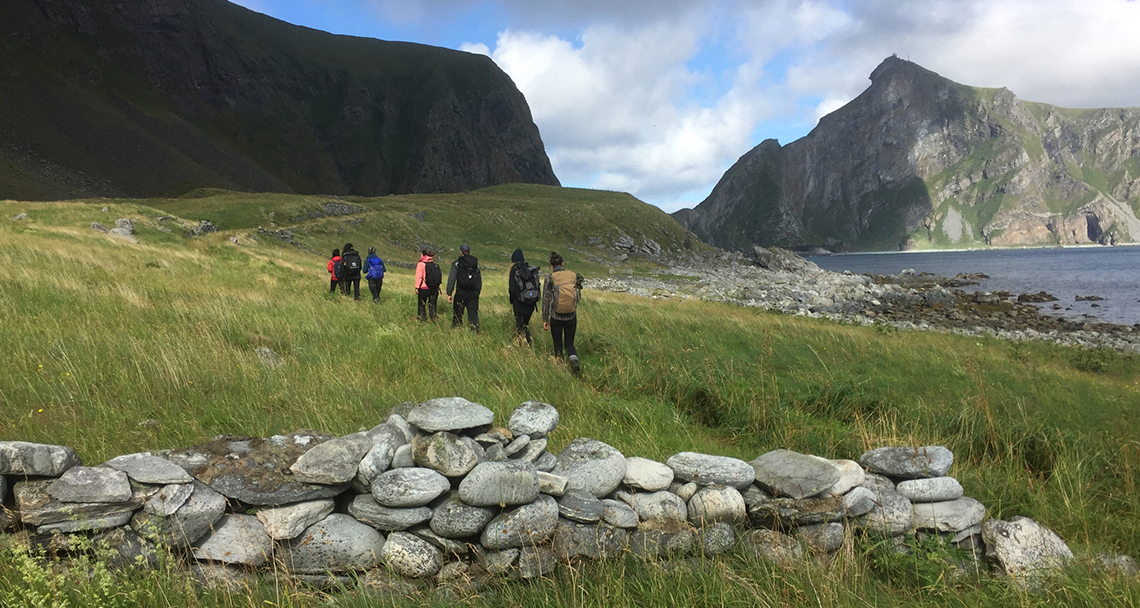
0,398 -> 1092,591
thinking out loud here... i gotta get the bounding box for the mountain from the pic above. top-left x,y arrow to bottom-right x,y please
0,0 -> 559,201
675,56 -> 1140,251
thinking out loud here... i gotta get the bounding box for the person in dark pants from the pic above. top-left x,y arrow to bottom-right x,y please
446,243 -> 481,333
415,249 -> 441,321
327,248 -> 342,293
542,251 -> 582,375
364,246 -> 386,303
507,248 -> 540,344
340,243 -> 363,300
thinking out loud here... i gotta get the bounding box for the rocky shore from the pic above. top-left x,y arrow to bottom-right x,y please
586,247 -> 1140,352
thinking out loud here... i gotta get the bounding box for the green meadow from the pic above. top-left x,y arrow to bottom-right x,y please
1,188 -> 1139,607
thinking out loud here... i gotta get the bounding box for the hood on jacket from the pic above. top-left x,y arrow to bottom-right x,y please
511,248 -> 525,264
419,254 -> 434,263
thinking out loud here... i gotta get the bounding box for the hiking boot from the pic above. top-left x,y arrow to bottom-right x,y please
569,355 -> 580,376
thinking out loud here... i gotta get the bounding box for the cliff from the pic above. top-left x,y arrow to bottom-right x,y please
0,0 -> 559,200
676,56 -> 1140,251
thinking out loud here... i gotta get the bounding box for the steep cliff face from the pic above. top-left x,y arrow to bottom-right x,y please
0,0 -> 559,200
676,56 -> 1140,251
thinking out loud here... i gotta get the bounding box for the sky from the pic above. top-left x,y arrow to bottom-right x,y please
231,0 -> 1140,212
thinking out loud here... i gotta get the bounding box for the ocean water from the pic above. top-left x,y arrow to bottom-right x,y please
805,246 -> 1140,326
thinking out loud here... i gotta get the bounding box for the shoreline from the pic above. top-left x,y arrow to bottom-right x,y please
806,242 -> 1140,257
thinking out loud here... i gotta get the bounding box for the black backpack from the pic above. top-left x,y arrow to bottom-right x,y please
456,259 -> 479,291
343,251 -> 362,274
515,264 -> 540,304
333,259 -> 343,280
424,262 -> 442,289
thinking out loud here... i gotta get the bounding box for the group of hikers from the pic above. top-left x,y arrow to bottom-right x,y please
327,243 -> 582,375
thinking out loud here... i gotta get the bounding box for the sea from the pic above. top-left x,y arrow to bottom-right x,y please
805,246 -> 1140,326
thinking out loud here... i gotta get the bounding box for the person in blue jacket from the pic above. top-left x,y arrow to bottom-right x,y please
364,246 -> 386,303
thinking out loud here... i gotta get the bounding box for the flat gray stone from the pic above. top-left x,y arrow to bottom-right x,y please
0,441 -> 81,477
600,499 -> 639,528
256,499 -> 335,540
672,481 -> 699,502
700,521 -> 736,555
738,528 -> 804,565
131,480 -> 227,547
551,438 -> 626,497
480,494 -> 559,550
912,496 -> 985,533
349,494 -> 432,531
626,490 -> 687,523
371,467 -> 450,507
537,471 -> 568,496
983,517 -> 1073,589
747,494 -> 845,527
798,522 -> 844,553
191,514 -> 272,566
141,483 -> 195,516
412,432 -> 480,477
93,527 -> 157,569
38,510 -> 134,534
406,397 -> 494,433
624,457 -> 674,491
667,452 -> 754,489
381,530 -> 443,578
859,446 -> 954,479
167,432 -> 348,506
459,461 -> 540,506
897,477 -> 964,503
558,489 -> 604,523
476,547 -> 519,575
741,485 -> 771,509
861,473 -> 896,493
508,401 -> 560,438
385,413 -> 416,443
554,520 -> 629,560
534,451 -> 557,472
355,426 -> 405,491
504,435 -> 530,456
430,492 -> 496,539
856,486 -> 913,537
104,453 -> 193,484
687,485 -> 746,525
409,524 -> 469,555
390,443 -> 415,468
278,514 -> 386,574
514,437 -> 548,462
749,449 -> 840,499
629,520 -> 698,558
518,545 -> 557,579
843,486 -> 878,517
485,444 -> 507,462
819,458 -> 865,496
48,467 -> 132,503
290,432 -> 374,484
15,480 -> 141,528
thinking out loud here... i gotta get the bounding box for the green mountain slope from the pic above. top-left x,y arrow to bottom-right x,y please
0,0 -> 558,201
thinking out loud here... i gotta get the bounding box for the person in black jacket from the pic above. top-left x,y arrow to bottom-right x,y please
340,243 -> 363,300
446,243 -> 481,333
507,248 -> 539,344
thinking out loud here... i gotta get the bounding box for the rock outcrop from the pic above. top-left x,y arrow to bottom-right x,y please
676,56 -> 1140,251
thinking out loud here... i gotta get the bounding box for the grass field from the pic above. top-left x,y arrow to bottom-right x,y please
1,190 -> 1139,607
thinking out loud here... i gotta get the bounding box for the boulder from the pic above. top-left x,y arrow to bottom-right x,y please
0,441 -> 81,477
256,499 -> 335,540
749,449 -> 840,499
551,438 -> 626,497
108,228 -> 139,243
459,461 -> 540,506
48,467 -> 132,503
624,490 -> 687,523
503,435 -> 530,457
842,486 -> 878,518
911,497 -> 985,533
131,480 -> 227,547
508,401 -> 560,438
380,531 -> 443,578
141,483 -> 195,516
600,499 -> 639,529
534,452 -> 558,472
629,520 -> 698,558
406,397 -> 494,433
747,493 -> 845,528
278,514 -> 386,574
814,458 -> 865,496
430,493 -> 497,539
798,522 -> 844,553
191,514 -> 272,566
672,481 -> 698,502
290,432 -> 374,484
104,453 -> 194,484
409,524 -> 469,556
856,486 -> 913,537
349,494 -> 432,531
858,446 -> 953,479
553,520 -> 629,560
412,431 -> 480,477
514,438 -> 548,462
518,545 -> 558,579
476,547 -> 519,575
687,485 -> 746,525
557,489 -> 604,523
385,414 -> 416,443
983,517 -> 1073,588
391,444 -> 415,468
167,432 -> 348,505
700,521 -> 736,555
370,467 -> 450,508
738,528 -> 804,565
897,477 -> 964,503
666,452 -> 754,489
480,495 -> 559,550
15,480 -> 142,532
623,457 -> 674,491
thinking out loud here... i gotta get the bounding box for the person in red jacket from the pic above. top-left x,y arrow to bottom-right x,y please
327,248 -> 342,293
414,249 -> 442,321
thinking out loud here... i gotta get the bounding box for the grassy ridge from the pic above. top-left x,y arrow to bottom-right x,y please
1,191 -> 1139,606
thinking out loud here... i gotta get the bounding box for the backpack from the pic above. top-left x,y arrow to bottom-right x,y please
333,259 -> 343,280
367,257 -> 385,280
423,262 -> 442,290
456,258 -> 479,291
551,270 -> 579,315
515,264 -> 540,304
343,251 -> 362,274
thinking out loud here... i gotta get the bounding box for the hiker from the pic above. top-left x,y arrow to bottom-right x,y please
340,243 -> 363,300
414,248 -> 441,321
446,243 -> 481,333
365,246 -> 386,303
507,248 -> 541,344
542,251 -> 582,375
327,248 -> 342,293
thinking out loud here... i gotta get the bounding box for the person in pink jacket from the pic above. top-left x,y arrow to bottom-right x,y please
414,249 -> 442,321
